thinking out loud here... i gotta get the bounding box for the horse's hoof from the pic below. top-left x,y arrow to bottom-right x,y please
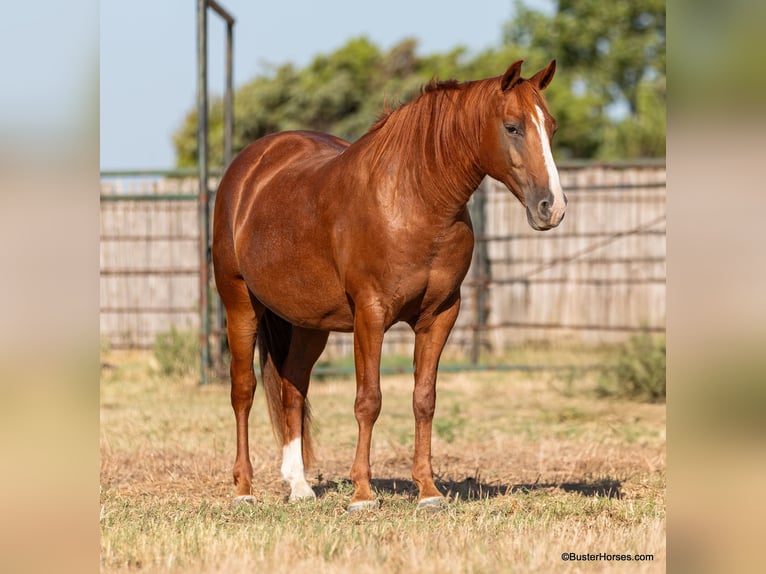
417,496 -> 447,511
232,495 -> 255,507
347,499 -> 380,513
288,485 -> 317,502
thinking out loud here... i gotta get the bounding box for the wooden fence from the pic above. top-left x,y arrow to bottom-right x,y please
100,162 -> 665,358
476,161 -> 665,350
100,176 -> 201,349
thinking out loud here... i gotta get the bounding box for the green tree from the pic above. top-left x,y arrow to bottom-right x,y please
505,0 -> 665,158
173,4 -> 665,167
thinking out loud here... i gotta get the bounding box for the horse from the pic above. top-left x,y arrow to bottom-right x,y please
212,59 -> 566,511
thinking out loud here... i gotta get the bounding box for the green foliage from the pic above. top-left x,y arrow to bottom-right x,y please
598,334 -> 666,403
100,335 -> 111,359
153,327 -> 198,379
601,76 -> 666,159
433,402 -> 467,443
506,0 -> 665,159
174,0 -> 665,166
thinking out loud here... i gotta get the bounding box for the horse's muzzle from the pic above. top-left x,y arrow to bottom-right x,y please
526,191 -> 567,231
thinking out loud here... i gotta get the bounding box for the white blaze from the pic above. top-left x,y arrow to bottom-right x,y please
281,437 -> 315,500
532,104 -> 566,221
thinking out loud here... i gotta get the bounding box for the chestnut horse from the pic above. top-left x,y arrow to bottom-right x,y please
212,60 -> 566,511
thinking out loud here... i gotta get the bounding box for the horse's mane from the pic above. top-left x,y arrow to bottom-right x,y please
356,76 -> 499,202
366,78 -> 469,135
424,78 -> 462,93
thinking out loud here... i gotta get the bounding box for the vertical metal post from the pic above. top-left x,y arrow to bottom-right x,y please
470,179 -> 490,365
213,18 -> 234,370
198,1 -> 235,382
197,0 -> 210,385
223,21 -> 234,168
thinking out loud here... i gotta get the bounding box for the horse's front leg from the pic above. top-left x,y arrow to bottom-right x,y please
411,297 -> 461,509
348,302 -> 385,512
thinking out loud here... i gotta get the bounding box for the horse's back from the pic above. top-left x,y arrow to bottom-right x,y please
217,130 -> 347,208
214,129 -> 348,244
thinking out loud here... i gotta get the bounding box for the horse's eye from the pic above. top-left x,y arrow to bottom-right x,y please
505,124 -> 521,136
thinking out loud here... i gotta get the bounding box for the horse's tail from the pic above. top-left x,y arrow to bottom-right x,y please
257,309 -> 316,468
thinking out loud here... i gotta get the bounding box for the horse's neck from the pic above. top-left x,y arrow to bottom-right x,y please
351,90 -> 486,220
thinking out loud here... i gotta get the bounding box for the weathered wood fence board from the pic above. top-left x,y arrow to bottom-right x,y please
100,180 -> 201,349
477,163 -> 666,350
100,163 -> 665,355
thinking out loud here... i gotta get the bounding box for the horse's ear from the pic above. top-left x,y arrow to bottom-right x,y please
530,59 -> 556,91
501,60 -> 524,92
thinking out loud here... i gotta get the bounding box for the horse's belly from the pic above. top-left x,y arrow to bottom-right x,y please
243,260 -> 354,332
262,287 -> 354,332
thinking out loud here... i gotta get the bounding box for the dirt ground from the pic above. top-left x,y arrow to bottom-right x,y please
100,351 -> 666,573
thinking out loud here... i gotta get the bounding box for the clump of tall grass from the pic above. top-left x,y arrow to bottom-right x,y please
153,326 -> 198,378
598,334 -> 666,402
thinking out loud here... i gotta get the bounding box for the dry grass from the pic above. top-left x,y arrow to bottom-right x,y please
100,350 -> 665,573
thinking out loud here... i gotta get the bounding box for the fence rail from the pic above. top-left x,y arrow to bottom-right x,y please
100,161 -> 665,359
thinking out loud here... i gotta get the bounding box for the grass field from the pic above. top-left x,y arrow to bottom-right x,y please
100,348 -> 665,573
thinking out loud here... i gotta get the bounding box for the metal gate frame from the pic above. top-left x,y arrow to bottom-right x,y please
197,0 -> 235,384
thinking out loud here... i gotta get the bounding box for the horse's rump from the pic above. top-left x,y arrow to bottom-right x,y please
214,131 -> 355,331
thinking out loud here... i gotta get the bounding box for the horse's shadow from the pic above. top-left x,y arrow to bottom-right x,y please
313,475 -> 623,501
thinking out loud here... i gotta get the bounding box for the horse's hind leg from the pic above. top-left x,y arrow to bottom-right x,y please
280,327 -> 329,501
220,280 -> 262,504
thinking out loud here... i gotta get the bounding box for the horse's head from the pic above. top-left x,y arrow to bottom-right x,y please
481,60 -> 567,231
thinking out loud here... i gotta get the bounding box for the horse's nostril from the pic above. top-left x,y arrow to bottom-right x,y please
538,199 -> 551,217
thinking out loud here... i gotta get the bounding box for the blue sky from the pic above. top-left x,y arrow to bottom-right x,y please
100,0 -> 551,170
